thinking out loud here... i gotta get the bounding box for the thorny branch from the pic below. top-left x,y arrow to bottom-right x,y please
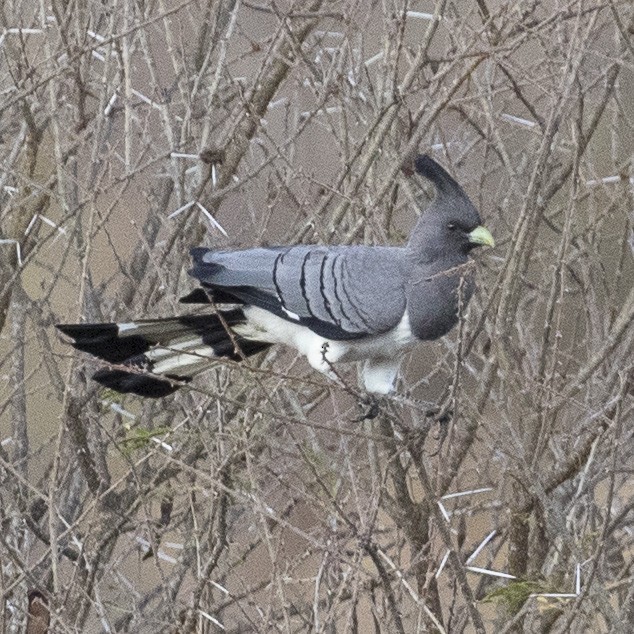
0,1 -> 632,632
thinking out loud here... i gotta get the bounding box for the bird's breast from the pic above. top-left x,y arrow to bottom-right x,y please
406,266 -> 475,341
334,312 -> 417,362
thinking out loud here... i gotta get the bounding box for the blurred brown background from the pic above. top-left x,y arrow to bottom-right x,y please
0,1 -> 633,632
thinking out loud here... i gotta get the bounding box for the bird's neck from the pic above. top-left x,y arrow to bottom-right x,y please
406,262 -> 476,341
406,239 -> 469,268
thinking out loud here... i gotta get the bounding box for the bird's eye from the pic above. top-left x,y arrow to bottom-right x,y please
447,222 -> 457,231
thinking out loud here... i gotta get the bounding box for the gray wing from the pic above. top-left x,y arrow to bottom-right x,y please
189,245 -> 408,340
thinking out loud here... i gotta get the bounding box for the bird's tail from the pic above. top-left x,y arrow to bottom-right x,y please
56,308 -> 270,397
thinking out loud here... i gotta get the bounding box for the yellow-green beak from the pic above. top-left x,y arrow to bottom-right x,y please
468,225 -> 495,248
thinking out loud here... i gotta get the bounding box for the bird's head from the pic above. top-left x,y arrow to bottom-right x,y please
408,154 -> 494,261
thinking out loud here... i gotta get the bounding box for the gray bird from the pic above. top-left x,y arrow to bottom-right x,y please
57,155 -> 494,398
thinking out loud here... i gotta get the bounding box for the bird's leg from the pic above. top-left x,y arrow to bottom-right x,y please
385,393 -> 454,453
312,343 -> 382,420
314,342 -> 359,394
431,413 -> 451,454
389,393 -> 442,417
426,399 -> 454,455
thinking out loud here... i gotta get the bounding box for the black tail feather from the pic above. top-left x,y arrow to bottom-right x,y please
179,288 -> 212,304
92,369 -> 185,397
57,308 -> 270,397
56,323 -> 154,363
179,285 -> 242,305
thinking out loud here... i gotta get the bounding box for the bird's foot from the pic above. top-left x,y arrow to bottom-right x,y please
428,407 -> 454,455
353,394 -> 381,421
434,408 -> 453,426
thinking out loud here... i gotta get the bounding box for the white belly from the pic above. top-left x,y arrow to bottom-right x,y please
234,306 -> 417,393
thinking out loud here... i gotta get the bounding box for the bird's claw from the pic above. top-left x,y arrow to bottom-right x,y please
353,395 -> 381,421
428,408 -> 453,455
